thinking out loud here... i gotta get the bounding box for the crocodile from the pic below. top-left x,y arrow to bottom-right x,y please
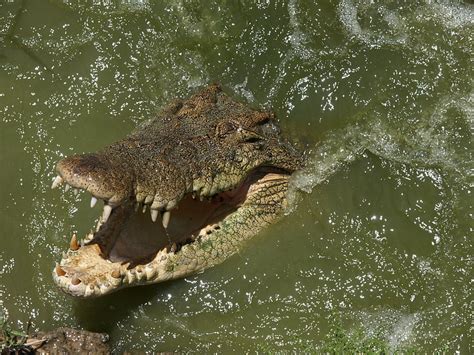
51,84 -> 302,298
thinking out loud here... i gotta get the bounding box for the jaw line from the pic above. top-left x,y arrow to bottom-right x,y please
52,169 -> 288,298
52,198 -> 233,298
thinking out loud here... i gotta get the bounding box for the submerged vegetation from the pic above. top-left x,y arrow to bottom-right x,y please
257,317 -> 420,354
319,322 -> 418,354
0,311 -> 33,354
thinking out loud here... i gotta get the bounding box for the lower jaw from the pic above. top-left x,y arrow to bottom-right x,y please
52,172 -> 291,298
53,242 -> 180,297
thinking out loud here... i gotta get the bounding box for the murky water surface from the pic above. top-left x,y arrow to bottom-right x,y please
0,0 -> 472,352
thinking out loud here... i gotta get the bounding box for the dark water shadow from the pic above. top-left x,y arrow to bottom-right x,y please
71,280 -> 173,333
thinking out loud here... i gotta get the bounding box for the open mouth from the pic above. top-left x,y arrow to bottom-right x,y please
49,84 -> 302,298
51,167 -> 290,297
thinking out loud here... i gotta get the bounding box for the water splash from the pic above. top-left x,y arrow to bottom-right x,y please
338,0 -> 408,47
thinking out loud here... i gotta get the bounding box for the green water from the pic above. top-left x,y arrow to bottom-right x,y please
0,0 -> 472,352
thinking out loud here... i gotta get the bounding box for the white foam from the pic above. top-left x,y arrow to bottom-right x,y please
337,0 -> 408,47
287,92 -> 472,213
426,2 -> 474,29
387,313 -> 418,350
233,77 -> 255,103
287,124 -> 364,212
354,309 -> 418,351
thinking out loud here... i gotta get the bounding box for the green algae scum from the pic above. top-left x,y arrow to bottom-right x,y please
0,1 -> 472,352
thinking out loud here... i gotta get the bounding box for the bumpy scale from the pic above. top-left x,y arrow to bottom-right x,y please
51,84 -> 302,297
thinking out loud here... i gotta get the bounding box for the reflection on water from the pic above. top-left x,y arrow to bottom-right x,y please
0,0 -> 472,352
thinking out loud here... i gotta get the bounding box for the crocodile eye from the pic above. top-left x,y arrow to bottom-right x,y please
244,136 -> 262,143
238,129 -> 263,144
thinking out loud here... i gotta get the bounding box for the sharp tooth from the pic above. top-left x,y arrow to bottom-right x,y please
102,205 -> 113,223
170,242 -> 177,253
162,211 -> 171,229
55,264 -> 66,276
142,204 -> 147,213
64,184 -> 70,192
84,285 -> 94,297
73,188 -> 79,195
110,276 -> 121,286
134,202 -> 140,212
166,200 -> 177,210
90,197 -> 97,208
135,266 -> 144,280
151,209 -> 158,222
69,233 -> 79,251
126,270 -> 136,283
145,265 -> 156,280
51,176 -> 63,189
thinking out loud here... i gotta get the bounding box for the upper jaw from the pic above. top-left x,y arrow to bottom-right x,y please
55,153 -> 133,206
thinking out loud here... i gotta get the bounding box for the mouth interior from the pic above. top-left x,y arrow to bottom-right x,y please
60,167 -> 287,272
93,189 -> 244,269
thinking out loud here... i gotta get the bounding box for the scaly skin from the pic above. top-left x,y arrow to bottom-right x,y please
51,84 -> 302,297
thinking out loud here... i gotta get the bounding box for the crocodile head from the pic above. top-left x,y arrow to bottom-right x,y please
51,84 -> 302,298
